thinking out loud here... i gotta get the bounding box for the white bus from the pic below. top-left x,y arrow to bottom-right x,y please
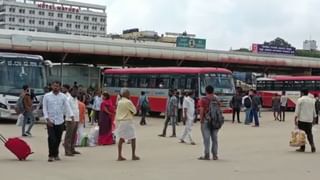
0,53 -> 49,120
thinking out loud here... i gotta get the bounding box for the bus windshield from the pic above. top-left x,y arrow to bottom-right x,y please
200,73 -> 235,95
0,58 -> 45,95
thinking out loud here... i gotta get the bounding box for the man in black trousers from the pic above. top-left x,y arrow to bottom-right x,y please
294,89 -> 316,153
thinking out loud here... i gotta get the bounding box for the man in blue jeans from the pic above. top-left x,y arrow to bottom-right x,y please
249,89 -> 260,127
242,92 -> 252,125
22,85 -> 35,137
198,85 -> 220,160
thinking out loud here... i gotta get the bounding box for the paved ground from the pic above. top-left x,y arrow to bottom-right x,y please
0,111 -> 320,180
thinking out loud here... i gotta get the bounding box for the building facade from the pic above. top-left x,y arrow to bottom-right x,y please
0,0 -> 106,37
303,40 -> 317,51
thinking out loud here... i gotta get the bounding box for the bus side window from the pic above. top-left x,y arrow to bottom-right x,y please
128,77 -> 137,87
156,78 -> 169,88
105,75 -> 113,87
171,78 -> 179,89
186,76 -> 197,90
139,77 -> 148,88
114,77 -> 120,87
316,81 -> 320,90
119,77 -> 128,87
148,78 -> 156,88
305,80 -> 315,90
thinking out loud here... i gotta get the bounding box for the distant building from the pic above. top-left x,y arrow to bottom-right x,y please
303,40 -> 317,51
0,0 -> 107,37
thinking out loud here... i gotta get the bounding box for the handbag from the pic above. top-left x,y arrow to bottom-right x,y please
289,129 -> 306,147
16,114 -> 24,126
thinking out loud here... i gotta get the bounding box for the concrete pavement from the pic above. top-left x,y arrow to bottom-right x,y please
0,111 -> 320,180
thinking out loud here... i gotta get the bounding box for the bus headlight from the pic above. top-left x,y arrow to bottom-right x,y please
0,103 -> 8,109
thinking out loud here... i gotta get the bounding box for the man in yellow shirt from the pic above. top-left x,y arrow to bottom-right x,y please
115,88 -> 140,161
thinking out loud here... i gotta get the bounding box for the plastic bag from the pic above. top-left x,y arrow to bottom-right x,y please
88,126 -> 99,147
90,111 -> 95,118
289,129 -> 306,147
75,124 -> 85,147
16,114 -> 24,126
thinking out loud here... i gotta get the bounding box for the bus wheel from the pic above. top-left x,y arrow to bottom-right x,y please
149,112 -> 161,116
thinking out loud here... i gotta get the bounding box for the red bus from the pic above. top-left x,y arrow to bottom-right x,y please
257,76 -> 320,109
103,67 -> 236,115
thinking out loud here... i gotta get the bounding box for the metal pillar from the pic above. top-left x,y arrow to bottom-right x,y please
176,60 -> 184,66
60,53 -> 68,84
122,56 -> 130,68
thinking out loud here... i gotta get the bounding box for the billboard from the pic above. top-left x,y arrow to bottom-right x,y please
252,44 -> 296,55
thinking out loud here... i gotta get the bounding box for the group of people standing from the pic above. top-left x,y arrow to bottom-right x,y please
230,89 -> 262,127
41,81 -> 140,162
272,91 -> 288,122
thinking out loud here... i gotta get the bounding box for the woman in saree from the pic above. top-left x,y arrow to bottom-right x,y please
98,92 -> 115,145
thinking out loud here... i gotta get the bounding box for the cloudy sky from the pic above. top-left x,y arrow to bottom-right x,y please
76,0 -> 319,50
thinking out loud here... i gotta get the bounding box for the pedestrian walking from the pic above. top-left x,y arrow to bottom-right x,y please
230,90 -> 242,123
92,91 -> 102,125
280,91 -> 288,122
115,88 -> 140,161
85,90 -> 94,124
179,91 -> 196,145
62,85 -> 80,156
315,94 -> 320,125
159,89 -> 178,137
43,81 -> 74,162
257,93 -> 263,118
249,90 -> 260,127
198,85 -> 221,160
77,96 -> 86,137
21,85 -> 35,137
137,91 -> 149,126
177,91 -> 184,124
98,92 -> 115,145
272,94 -> 281,121
294,89 -> 316,153
242,92 -> 252,125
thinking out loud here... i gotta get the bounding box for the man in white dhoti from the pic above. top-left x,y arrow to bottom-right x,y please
180,91 -> 196,145
115,88 -> 139,161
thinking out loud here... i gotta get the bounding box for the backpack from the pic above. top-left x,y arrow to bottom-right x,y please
244,96 -> 252,108
15,95 -> 25,114
205,97 -> 224,130
141,96 -> 149,110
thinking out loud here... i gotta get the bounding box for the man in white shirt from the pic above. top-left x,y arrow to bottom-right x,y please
62,85 -> 80,156
294,89 -> 316,153
43,81 -> 74,162
180,91 -> 196,145
280,91 -> 288,122
92,91 -> 102,125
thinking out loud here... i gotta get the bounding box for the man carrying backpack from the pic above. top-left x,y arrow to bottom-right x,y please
249,89 -> 260,127
198,85 -> 224,160
137,91 -> 149,126
242,92 -> 252,125
19,85 -> 35,137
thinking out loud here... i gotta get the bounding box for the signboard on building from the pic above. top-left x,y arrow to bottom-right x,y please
252,43 -> 296,55
176,37 -> 206,49
37,3 -> 80,13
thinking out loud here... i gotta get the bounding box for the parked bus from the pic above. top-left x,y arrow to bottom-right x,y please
0,53 -> 49,120
257,76 -> 320,109
103,67 -> 236,115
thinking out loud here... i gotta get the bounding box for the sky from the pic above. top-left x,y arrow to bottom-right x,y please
76,0 -> 320,50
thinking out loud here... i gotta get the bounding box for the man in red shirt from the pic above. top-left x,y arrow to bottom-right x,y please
198,85 -> 220,160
